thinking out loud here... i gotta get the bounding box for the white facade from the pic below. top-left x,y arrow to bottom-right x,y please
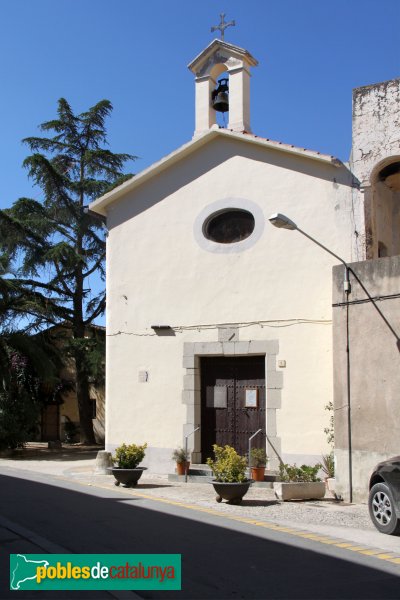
90,40 -> 398,477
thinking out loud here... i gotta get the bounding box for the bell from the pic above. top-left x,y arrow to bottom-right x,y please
212,78 -> 229,113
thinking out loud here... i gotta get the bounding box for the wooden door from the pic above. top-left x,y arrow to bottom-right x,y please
200,356 -> 266,460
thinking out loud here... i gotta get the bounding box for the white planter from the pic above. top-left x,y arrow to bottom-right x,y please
273,481 -> 326,501
326,477 -> 336,493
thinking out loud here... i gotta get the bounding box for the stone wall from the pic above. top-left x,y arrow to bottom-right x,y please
352,78 -> 400,186
333,256 -> 400,502
351,79 -> 400,259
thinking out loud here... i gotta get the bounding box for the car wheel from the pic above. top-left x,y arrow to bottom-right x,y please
368,482 -> 400,535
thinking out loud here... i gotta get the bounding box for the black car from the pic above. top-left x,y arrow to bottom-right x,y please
368,456 -> 400,535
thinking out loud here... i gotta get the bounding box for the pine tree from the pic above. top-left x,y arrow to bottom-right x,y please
0,99 -> 134,443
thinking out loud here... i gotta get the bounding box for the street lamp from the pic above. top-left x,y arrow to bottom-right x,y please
269,212 -> 353,502
268,213 -> 297,230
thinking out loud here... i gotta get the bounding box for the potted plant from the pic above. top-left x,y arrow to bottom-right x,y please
63,417 -> 79,444
273,462 -> 326,501
206,444 -> 251,504
109,442 -> 147,487
250,447 -> 268,482
172,447 -> 190,476
321,452 -> 335,492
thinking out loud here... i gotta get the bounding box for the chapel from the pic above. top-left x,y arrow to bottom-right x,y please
90,34 -> 400,498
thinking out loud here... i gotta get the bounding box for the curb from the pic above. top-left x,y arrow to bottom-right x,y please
74,477 -> 400,568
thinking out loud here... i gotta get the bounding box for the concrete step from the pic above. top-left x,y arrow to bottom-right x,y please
168,464 -> 279,488
187,464 -> 212,476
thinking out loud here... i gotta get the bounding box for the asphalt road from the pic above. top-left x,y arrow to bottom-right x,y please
0,468 -> 400,599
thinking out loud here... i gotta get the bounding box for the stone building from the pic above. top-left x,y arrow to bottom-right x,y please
90,39 -> 399,498
333,79 -> 400,502
40,324 -> 105,444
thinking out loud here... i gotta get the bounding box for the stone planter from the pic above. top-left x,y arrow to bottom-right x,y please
211,480 -> 252,504
95,450 -> 113,474
326,477 -> 336,493
108,467 -> 147,487
273,481 -> 326,501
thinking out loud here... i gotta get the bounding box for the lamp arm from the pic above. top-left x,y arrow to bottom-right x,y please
296,227 -> 350,292
296,227 -> 347,267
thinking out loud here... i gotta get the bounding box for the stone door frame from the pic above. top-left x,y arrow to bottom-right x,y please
182,333 -> 282,469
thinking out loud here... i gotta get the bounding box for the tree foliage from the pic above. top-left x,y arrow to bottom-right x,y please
0,332 -> 60,449
0,98 -> 134,443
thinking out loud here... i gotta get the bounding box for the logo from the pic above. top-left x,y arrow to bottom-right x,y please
10,554 -> 181,591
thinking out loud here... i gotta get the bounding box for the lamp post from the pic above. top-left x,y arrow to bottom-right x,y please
269,213 -> 353,502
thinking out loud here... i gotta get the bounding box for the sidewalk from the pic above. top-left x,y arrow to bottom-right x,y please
1,447 -> 399,555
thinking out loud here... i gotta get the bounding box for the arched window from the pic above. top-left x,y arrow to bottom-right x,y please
368,158 -> 400,258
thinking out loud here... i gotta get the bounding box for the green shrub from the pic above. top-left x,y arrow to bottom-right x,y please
113,443 -> 147,469
279,462 -> 322,483
324,401 -> 334,448
63,417 -> 79,444
0,389 -> 40,450
0,347 -> 43,450
206,444 -> 247,483
250,447 -> 268,467
172,447 -> 190,464
321,452 -> 335,478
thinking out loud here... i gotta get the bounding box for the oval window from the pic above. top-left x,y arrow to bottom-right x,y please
203,209 -> 255,244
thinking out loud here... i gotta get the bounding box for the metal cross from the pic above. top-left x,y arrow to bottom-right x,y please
211,13 -> 235,40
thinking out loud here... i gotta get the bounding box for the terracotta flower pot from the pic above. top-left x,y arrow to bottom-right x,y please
176,461 -> 190,476
251,466 -> 266,482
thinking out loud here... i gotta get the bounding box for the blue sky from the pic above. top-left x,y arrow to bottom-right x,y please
1,0 -> 399,211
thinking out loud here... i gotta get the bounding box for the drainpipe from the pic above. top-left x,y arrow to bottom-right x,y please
345,266 -> 352,503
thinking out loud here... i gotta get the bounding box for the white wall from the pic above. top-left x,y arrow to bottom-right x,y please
105,136 -> 355,471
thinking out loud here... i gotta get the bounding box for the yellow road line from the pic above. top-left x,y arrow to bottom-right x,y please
358,549 -> 387,556
73,478 -> 400,566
